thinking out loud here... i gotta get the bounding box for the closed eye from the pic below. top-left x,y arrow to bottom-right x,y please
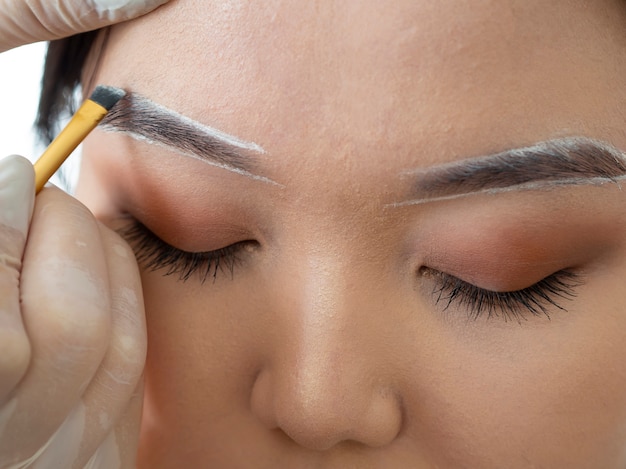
118,220 -> 257,283
422,268 -> 583,322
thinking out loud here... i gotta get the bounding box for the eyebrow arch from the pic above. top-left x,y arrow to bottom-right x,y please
391,137 -> 626,206
99,91 -> 280,185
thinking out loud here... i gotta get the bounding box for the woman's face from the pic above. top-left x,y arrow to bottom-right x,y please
77,0 -> 626,467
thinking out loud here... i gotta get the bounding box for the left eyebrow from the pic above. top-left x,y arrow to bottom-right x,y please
99,91 -> 280,185
392,137 -> 626,206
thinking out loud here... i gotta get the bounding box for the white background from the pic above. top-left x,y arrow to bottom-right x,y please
0,42 -> 82,189
0,42 -> 48,160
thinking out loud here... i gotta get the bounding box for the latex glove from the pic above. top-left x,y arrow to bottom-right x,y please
0,0 -> 170,52
0,155 -> 147,468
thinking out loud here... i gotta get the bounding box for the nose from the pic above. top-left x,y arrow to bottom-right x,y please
250,252 -> 404,451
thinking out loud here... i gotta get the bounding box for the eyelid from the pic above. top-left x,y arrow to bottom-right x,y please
413,202 -> 619,293
421,267 -> 583,322
117,219 -> 255,283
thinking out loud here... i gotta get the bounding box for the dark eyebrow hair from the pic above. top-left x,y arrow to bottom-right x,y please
99,92 -> 277,184
399,137 -> 626,204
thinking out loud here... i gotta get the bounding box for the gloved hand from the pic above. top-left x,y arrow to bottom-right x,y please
0,0 -> 170,52
0,1 -> 164,465
0,155 -> 147,468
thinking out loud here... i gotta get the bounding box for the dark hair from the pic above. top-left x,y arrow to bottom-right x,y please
36,32 -> 102,145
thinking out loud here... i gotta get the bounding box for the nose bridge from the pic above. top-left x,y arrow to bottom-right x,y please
294,236 -> 378,372
252,234 -> 403,450
300,248 -> 351,341
294,250 -> 361,410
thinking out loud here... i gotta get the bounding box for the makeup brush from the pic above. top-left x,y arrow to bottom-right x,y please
33,85 -> 126,193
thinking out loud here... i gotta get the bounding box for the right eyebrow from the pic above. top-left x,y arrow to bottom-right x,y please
98,91 -> 279,184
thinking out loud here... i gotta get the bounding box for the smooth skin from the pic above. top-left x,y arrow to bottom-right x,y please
74,0 -> 626,467
3,0 -> 626,468
0,1 -> 171,467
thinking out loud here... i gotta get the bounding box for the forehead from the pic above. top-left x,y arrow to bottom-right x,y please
94,0 -> 626,171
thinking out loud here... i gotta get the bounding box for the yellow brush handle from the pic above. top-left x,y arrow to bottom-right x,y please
34,99 -> 108,193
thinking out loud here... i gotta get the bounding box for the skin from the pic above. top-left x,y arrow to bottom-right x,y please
72,0 -> 626,467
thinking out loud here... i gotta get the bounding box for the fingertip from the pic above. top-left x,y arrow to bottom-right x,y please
0,155 -> 35,237
0,154 -> 35,179
90,0 -> 171,22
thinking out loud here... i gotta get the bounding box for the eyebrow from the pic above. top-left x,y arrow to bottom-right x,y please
99,92 -> 280,185
392,137 -> 626,206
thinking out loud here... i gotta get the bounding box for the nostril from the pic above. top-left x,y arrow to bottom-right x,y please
250,367 -> 403,451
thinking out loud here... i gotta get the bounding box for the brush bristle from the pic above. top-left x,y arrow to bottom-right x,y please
89,85 -> 126,111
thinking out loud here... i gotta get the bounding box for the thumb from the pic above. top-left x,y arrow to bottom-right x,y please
0,154 -> 35,398
0,0 -> 170,53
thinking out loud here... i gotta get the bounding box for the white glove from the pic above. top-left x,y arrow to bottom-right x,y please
0,156 -> 147,468
0,0 -> 170,52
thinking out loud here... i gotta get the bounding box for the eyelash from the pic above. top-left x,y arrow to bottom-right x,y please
119,220 -> 583,322
424,268 -> 583,322
119,220 -> 250,283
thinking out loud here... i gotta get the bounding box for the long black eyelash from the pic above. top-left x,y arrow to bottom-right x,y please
427,269 -> 583,322
118,220 -> 248,283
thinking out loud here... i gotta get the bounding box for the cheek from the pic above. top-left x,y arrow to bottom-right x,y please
403,272 -> 626,466
141,271 -> 258,389
138,267 -> 274,439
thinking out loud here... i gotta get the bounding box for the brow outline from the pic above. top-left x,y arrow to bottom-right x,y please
390,137 -> 626,207
99,92 -> 281,185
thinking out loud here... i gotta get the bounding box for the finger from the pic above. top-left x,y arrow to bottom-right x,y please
113,377 -> 145,469
84,379 -> 145,469
0,187 -> 112,466
22,227 -> 146,469
0,155 -> 34,400
0,0 -> 171,52
73,226 -> 147,467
